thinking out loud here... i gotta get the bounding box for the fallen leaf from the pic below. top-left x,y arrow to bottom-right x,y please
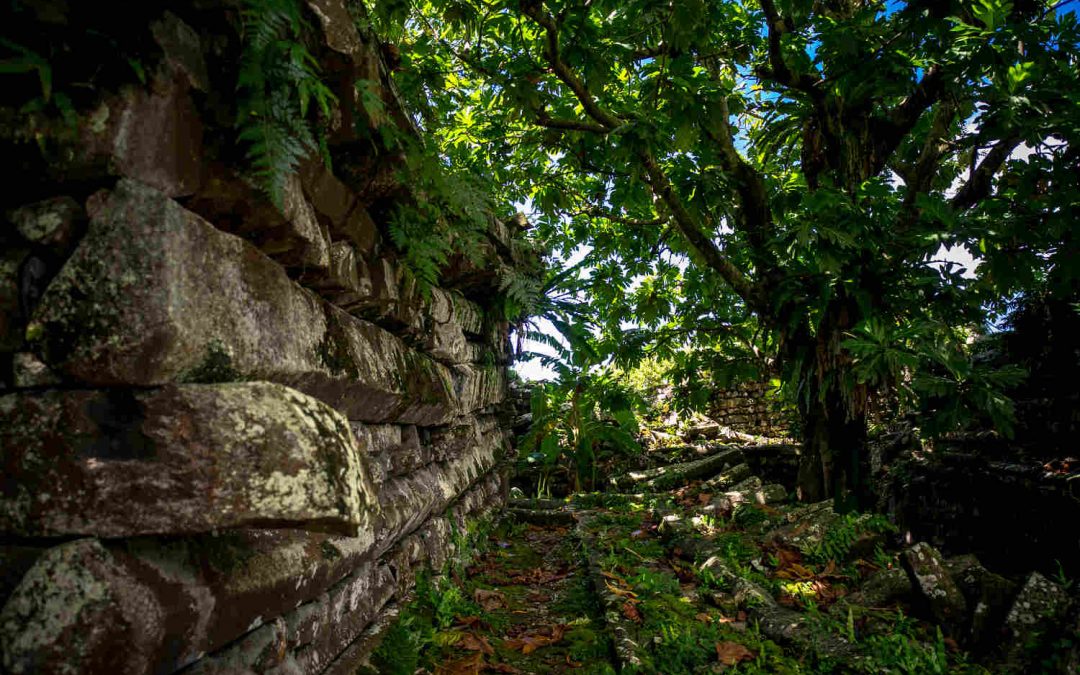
459,632 -> 495,655
503,625 -> 567,655
566,653 -> 583,667
698,493 -> 714,505
715,641 -> 756,666
605,581 -> 639,599
695,612 -> 714,624
455,616 -> 484,629
621,600 -> 643,623
473,589 -> 506,612
435,651 -> 484,675
487,663 -> 523,673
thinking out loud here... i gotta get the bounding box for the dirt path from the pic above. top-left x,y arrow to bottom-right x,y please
426,521 -> 617,674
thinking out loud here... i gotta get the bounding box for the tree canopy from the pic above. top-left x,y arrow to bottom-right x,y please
370,0 -> 1080,506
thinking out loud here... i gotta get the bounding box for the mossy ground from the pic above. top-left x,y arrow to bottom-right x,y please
372,519 -> 617,674
372,471 -> 1068,674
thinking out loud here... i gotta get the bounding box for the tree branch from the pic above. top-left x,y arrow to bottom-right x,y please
702,97 -> 776,255
871,65 -> 949,173
535,109 -> 608,134
639,149 -> 762,308
895,100 -> 959,227
756,0 -> 823,99
520,1 -> 623,131
578,206 -> 665,228
951,134 -> 1022,211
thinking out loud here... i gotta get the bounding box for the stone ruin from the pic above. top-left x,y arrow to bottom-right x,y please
0,1 -> 531,673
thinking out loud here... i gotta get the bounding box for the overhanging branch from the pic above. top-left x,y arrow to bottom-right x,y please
639,149 -> 762,309
520,2 -> 623,131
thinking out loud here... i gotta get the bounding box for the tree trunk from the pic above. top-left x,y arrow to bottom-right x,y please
796,379 -> 869,511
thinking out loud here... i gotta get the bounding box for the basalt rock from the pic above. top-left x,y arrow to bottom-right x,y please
26,180 -> 503,424
0,3 -> 526,674
611,447 -> 744,491
901,542 -> 968,631
0,382 -> 376,538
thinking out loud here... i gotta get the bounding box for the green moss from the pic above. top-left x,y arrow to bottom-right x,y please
197,532 -> 257,575
367,614 -> 424,675
181,340 -> 241,384
320,539 -> 342,561
315,325 -> 358,378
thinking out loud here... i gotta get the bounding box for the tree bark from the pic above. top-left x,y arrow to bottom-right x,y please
796,371 -> 870,511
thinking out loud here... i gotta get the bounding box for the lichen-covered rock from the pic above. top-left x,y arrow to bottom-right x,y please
0,526 -> 385,675
767,501 -> 839,554
27,179 -> 500,424
10,352 -> 61,387
901,542 -> 967,630
0,247 -> 29,354
944,555 -> 1018,647
8,196 -> 84,254
834,567 -> 912,613
0,382 -> 377,537
1004,572 -> 1071,645
0,539 -> 165,675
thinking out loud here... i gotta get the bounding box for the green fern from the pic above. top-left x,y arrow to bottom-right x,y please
236,0 -> 336,207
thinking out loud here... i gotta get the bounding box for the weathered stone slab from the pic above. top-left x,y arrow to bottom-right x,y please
901,542 -> 967,630
8,196 -> 84,255
173,472 -> 502,675
373,428 -> 502,550
188,168 -> 330,271
27,180 -> 501,424
1004,571 -> 1071,646
0,382 -> 376,538
0,526 -> 382,675
611,447 -> 744,491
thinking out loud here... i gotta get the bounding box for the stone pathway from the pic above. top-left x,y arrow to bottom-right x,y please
423,521 -> 617,674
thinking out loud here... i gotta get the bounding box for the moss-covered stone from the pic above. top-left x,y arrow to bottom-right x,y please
0,382 -> 377,537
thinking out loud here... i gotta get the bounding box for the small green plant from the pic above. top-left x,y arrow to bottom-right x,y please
807,513 -> 897,564
1054,559 -> 1074,592
366,614 -> 425,675
236,0 -> 336,207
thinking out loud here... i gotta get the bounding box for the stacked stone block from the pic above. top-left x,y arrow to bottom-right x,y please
0,2 -> 525,673
709,379 -> 793,439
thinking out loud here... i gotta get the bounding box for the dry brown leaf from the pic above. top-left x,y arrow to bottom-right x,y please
455,616 -> 484,629
459,632 -> 495,655
698,492 -> 714,505
503,625 -> 567,655
621,600 -> 643,623
695,612 -> 714,624
604,581 -> 639,599
473,588 -> 506,612
715,641 -> 756,666
435,651 -> 484,675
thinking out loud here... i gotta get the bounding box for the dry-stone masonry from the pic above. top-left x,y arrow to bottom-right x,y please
0,2 -> 531,673
708,379 -> 793,439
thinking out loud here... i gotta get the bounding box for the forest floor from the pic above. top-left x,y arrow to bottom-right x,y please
367,441 -> 1079,674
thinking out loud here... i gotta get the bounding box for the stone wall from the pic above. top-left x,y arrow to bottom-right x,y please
709,380 -> 794,439
879,450 -> 1080,580
0,2 -> 527,673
